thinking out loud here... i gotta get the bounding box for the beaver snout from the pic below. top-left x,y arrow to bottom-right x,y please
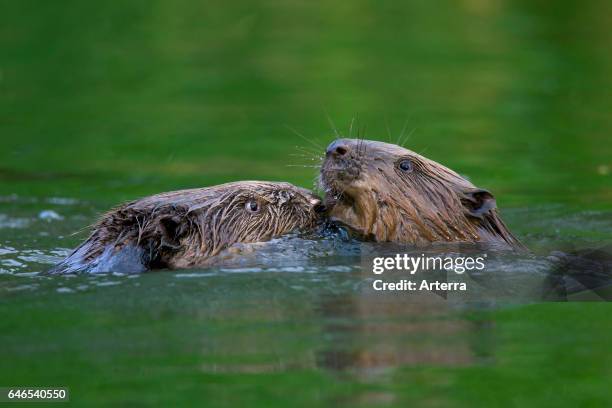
320,139 -> 364,196
326,139 -> 350,157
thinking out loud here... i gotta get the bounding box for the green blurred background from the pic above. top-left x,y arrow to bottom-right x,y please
1,0 -> 610,207
1,0 -> 611,407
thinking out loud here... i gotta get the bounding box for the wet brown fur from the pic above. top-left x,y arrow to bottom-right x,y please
320,139 -> 524,249
59,181 -> 323,271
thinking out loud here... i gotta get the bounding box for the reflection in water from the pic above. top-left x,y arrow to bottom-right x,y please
314,272 -> 496,378
542,246 -> 612,301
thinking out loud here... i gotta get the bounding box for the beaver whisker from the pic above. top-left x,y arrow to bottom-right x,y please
286,164 -> 322,168
395,118 -> 408,146
288,152 -> 315,158
400,127 -> 417,148
325,111 -> 342,139
289,152 -> 324,163
293,145 -> 322,157
285,125 -> 324,150
356,126 -> 368,160
384,118 -> 393,144
348,117 -> 356,138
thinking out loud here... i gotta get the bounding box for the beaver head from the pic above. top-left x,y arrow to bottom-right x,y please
54,181 -> 325,272
319,139 -> 523,248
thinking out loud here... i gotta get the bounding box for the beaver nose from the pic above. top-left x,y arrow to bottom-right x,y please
326,140 -> 349,157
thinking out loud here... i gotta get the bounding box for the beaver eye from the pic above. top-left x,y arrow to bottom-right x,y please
245,200 -> 259,213
398,159 -> 412,172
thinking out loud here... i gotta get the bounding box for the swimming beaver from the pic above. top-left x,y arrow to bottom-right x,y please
319,139 -> 524,249
51,181 -> 325,273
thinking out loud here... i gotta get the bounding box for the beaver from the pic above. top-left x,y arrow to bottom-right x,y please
51,181 -> 325,273
319,138 -> 524,249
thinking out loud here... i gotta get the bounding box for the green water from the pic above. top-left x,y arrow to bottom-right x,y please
1,0 -> 611,406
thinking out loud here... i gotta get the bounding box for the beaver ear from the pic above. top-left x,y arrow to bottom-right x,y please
461,189 -> 497,219
159,215 -> 188,248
